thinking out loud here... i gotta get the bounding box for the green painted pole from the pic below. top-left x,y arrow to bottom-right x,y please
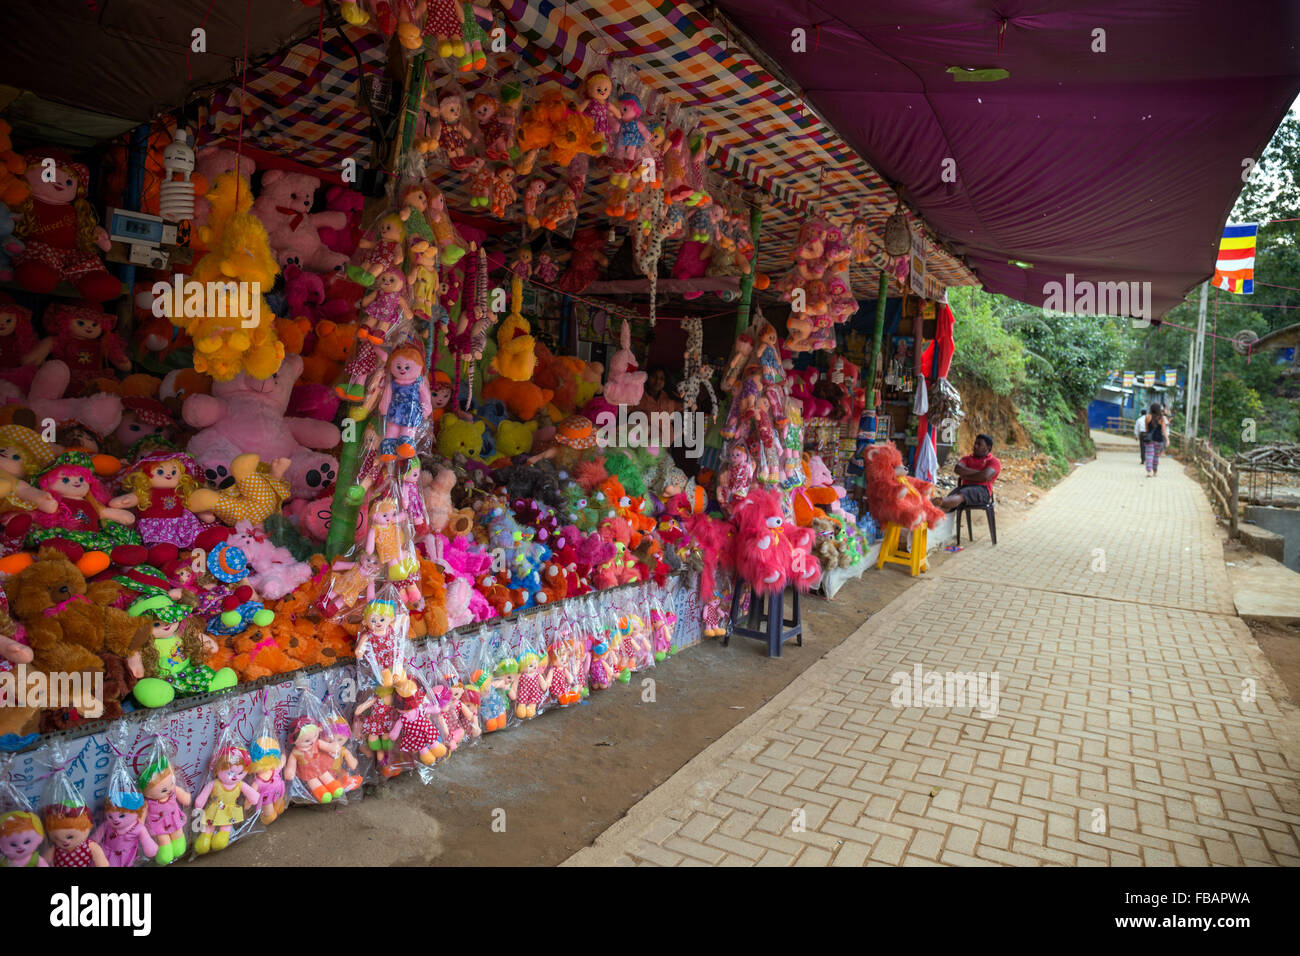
735,202 -> 762,336
868,271 -> 890,406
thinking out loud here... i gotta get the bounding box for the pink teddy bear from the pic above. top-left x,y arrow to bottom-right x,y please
182,355 -> 341,499
251,171 -> 350,274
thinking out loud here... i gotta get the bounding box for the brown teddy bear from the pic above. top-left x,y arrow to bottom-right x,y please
5,548 -> 150,722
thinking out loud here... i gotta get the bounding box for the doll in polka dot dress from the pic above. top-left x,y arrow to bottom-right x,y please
348,212 -> 406,288
389,684 -> 450,765
509,652 -> 553,719
546,637 -> 582,707
359,268 -> 415,346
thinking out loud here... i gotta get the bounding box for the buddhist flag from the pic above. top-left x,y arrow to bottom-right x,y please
1212,224 -> 1257,294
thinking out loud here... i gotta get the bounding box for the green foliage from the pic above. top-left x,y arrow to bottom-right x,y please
948,287 -> 1027,396
948,287 -> 1122,478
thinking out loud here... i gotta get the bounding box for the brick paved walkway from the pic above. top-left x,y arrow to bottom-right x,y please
567,447 -> 1300,866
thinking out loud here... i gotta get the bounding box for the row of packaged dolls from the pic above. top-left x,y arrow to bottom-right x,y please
0,580 -> 680,867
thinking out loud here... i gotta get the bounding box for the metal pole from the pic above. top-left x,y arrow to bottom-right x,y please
735,202 -> 761,336
1190,281 -> 1208,437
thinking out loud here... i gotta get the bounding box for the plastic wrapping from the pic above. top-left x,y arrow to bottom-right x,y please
136,719 -> 194,865
0,753 -> 47,868
585,592 -> 619,692
96,721 -> 156,866
366,470 -> 426,610
470,622 -> 515,733
508,611 -> 549,720
352,590 -> 415,779
432,638 -> 480,750
390,650 -> 455,781
247,691 -> 288,825
541,604 -> 582,708
192,702 -> 263,856
286,680 -> 358,804
39,739 -> 108,867
649,581 -> 680,661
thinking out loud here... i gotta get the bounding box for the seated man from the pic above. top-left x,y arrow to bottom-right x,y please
934,434 -> 1000,512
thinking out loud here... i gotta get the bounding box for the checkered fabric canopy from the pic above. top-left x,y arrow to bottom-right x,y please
493,0 -> 976,297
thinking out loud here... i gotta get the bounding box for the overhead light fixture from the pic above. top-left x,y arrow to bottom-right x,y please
1008,259 -> 1033,269
947,66 -> 1011,82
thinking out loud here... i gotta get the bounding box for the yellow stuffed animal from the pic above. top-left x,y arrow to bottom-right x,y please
178,174 -> 284,381
488,277 -> 536,381
187,454 -> 291,525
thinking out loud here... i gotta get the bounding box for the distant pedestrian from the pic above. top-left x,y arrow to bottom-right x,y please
1142,403 -> 1168,477
1133,411 -> 1147,464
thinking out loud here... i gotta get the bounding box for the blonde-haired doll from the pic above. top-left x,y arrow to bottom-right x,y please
115,452 -> 212,553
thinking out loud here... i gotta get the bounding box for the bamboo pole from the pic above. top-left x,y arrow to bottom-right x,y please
868,271 -> 890,405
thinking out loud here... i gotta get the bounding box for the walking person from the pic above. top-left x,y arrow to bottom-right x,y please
1142,402 -> 1168,477
1133,410 -> 1147,464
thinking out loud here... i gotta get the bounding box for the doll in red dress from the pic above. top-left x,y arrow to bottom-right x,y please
0,295 -> 51,390
41,302 -> 130,395
12,151 -> 120,302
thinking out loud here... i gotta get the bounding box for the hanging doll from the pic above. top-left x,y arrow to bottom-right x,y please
366,496 -> 422,606
348,211 -> 406,288
43,302 -> 132,395
470,663 -> 512,732
420,0 -> 466,58
489,165 -> 517,219
12,150 -> 121,302
93,791 -> 158,867
335,329 -> 387,404
520,177 -> 548,230
0,810 -> 49,868
359,267 -> 415,346
115,452 -> 212,558
509,651 -> 553,719
194,744 -> 259,855
378,346 -> 434,461
41,805 -> 108,867
285,717 -> 347,803
539,183 -> 579,232
406,239 -> 443,322
423,87 -> 476,170
424,184 -> 467,265
465,157 -> 494,210
480,83 -> 521,160
247,734 -> 287,824
611,94 -> 649,186
389,683 -> 451,765
318,712 -> 363,793
137,750 -> 190,864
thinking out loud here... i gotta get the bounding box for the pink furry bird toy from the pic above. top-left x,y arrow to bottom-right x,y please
730,488 -> 821,595
226,520 -> 313,600
862,442 -> 944,531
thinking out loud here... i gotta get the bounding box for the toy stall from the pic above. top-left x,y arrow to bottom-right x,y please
0,0 -> 974,868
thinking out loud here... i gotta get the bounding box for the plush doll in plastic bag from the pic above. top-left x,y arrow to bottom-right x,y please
367,494 -> 423,608
285,682 -> 355,804
95,721 -> 158,866
247,698 -> 287,825
136,725 -> 192,864
649,587 -> 678,662
543,606 -> 583,707
508,615 -> 551,720
353,596 -> 413,778
39,740 -> 109,866
389,665 -> 452,769
470,640 -> 513,733
378,346 -> 433,461
193,708 -> 262,855
0,754 -> 48,867
319,707 -> 363,795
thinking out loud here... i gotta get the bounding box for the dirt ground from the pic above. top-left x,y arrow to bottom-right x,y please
193,469 -> 1042,867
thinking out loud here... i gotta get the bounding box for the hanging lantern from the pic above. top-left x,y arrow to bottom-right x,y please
158,130 -> 196,224
883,203 -> 911,258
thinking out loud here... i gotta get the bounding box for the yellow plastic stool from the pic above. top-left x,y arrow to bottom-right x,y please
876,522 -> 928,576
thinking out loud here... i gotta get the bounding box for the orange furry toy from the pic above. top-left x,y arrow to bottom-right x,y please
862,442 -> 944,530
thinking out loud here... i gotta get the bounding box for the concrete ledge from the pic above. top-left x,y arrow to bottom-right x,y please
1240,524 -> 1286,563
1228,555 -> 1300,625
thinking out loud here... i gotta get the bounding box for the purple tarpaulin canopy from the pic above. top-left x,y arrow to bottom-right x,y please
713,0 -> 1300,318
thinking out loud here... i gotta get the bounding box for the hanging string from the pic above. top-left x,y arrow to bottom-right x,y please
996,18 -> 1008,56
1254,281 -> 1300,294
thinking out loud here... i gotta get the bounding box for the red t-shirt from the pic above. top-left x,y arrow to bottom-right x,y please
958,454 -> 1001,492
